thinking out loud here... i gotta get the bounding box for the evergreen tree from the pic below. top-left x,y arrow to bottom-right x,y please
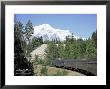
24,20 -> 34,59
14,20 -> 33,75
92,31 -> 97,48
64,42 -> 70,59
58,43 -> 65,58
86,39 -> 96,58
31,36 -> 43,50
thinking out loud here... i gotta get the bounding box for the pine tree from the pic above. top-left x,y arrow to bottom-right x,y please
58,43 -> 65,58
14,20 -> 33,75
24,20 -> 34,59
92,31 -> 97,48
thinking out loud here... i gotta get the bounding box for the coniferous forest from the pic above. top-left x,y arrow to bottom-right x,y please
14,19 -> 97,76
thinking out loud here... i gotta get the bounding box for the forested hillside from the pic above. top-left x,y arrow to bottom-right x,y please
45,32 -> 97,65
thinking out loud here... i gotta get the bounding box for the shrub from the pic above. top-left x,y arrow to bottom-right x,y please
40,66 -> 48,76
53,70 -> 68,76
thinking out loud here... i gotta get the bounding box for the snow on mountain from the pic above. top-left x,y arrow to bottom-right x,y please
33,24 -> 86,41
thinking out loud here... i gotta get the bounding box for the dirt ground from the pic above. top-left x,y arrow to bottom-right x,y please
33,64 -> 85,76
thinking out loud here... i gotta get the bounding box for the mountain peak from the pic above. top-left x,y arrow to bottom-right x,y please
41,24 -> 51,27
33,24 -> 86,41
34,24 -> 53,30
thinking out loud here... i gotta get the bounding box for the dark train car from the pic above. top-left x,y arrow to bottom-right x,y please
86,60 -> 97,75
52,59 -> 64,68
52,59 -> 97,76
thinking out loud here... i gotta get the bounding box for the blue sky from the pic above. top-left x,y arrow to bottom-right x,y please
15,14 -> 97,38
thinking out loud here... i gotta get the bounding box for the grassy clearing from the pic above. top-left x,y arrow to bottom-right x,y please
33,64 -> 85,76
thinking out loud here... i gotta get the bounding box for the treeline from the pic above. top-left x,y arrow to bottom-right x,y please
14,19 -> 43,74
45,31 -> 97,65
14,19 -> 43,60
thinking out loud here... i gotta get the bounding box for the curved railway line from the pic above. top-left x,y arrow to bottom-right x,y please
52,59 -> 97,76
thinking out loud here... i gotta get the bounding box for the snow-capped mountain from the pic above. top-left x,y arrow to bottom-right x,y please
33,24 -> 86,41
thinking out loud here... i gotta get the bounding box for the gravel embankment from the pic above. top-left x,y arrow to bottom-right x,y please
30,44 -> 47,60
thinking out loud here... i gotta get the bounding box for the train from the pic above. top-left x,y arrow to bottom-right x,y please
52,58 -> 97,76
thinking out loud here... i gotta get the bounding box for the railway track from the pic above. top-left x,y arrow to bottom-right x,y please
52,59 -> 97,76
